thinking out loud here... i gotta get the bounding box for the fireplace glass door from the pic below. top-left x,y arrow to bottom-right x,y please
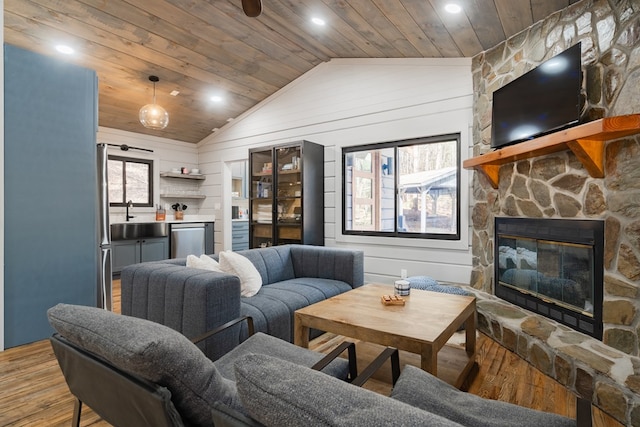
497,236 -> 594,316
494,217 -> 603,339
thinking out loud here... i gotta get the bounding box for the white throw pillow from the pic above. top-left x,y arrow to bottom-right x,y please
219,251 -> 262,297
186,254 -> 223,272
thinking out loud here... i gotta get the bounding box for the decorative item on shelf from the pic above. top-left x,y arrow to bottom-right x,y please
181,167 -> 188,174
171,203 -> 187,220
139,75 -> 169,130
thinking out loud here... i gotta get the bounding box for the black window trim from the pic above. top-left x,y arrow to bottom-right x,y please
108,155 -> 154,207
341,133 -> 461,241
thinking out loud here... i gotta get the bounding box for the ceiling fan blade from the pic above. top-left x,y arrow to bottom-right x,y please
242,0 -> 262,17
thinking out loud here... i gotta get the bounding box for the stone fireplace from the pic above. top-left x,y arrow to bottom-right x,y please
467,1 -> 640,424
494,217 -> 604,339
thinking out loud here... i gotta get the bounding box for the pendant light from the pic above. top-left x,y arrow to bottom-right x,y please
139,75 -> 169,130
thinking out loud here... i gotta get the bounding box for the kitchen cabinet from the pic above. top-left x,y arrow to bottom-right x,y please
232,221 -> 249,251
249,140 -> 324,248
112,237 -> 169,274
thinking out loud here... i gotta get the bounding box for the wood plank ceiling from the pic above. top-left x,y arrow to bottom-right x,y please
4,0 -> 578,143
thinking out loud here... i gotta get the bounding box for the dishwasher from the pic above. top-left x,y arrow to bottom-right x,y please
170,223 -> 206,258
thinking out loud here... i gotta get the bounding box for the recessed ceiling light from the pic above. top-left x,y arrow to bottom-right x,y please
311,17 -> 326,26
211,95 -> 224,103
444,4 -> 462,14
55,45 -> 74,55
170,90 -> 180,97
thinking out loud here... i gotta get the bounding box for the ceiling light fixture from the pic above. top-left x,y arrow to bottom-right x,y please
139,75 -> 169,130
211,95 -> 224,103
55,45 -> 74,55
311,17 -> 326,26
444,4 -> 462,13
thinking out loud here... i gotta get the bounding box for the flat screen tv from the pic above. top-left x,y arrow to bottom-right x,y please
491,42 -> 582,149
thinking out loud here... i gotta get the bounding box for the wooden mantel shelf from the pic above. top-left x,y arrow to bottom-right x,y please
463,114 -> 640,188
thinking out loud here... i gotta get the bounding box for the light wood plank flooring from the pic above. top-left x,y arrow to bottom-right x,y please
0,280 -> 623,427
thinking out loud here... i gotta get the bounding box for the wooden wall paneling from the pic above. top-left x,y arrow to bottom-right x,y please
493,0 -> 534,38
371,0 -> 443,57
461,0 -> 506,49
427,0 -> 485,57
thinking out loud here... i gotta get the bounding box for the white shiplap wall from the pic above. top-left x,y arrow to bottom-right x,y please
198,58 -> 474,285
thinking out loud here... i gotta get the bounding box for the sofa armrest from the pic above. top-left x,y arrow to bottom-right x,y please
120,262 -> 243,361
290,245 -> 364,288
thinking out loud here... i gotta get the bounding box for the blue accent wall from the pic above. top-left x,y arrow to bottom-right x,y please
4,45 -> 98,347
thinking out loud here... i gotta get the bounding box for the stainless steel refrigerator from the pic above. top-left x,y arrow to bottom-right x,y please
97,143 -> 113,311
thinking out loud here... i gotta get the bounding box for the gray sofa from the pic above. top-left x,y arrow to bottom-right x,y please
121,244 -> 364,360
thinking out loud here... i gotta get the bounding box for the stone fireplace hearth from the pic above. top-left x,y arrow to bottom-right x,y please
467,1 -> 640,425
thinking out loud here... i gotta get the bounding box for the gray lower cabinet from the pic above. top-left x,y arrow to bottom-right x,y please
232,221 -> 249,251
112,237 -> 169,274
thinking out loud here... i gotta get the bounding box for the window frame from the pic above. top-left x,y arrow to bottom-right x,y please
108,155 -> 154,207
342,133 -> 461,241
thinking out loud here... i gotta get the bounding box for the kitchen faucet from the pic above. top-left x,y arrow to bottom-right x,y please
126,200 -> 135,222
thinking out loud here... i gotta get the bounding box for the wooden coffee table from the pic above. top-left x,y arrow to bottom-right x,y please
294,283 -> 477,388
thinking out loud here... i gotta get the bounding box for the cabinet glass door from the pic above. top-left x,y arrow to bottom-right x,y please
275,146 -> 302,244
250,149 -> 274,247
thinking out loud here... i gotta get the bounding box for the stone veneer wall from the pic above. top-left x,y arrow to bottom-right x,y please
468,0 -> 640,425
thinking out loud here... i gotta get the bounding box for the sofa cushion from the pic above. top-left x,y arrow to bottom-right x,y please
47,303 -> 244,427
239,278 -> 353,342
186,254 -> 223,272
391,365 -> 574,427
233,354 -> 463,427
220,251 -> 263,297
235,246 -> 296,285
213,332 -> 349,381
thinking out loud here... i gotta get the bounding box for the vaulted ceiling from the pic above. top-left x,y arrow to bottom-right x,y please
4,0 -> 578,143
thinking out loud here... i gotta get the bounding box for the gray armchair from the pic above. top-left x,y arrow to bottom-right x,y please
214,354 -> 591,427
47,304 -> 355,427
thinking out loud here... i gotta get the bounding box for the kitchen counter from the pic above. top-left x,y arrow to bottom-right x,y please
110,215 -> 215,225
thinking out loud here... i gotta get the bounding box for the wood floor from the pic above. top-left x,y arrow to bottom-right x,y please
0,281 -> 623,427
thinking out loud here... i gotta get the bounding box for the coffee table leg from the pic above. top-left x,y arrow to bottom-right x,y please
421,344 -> 437,376
294,316 -> 310,348
465,311 -> 476,356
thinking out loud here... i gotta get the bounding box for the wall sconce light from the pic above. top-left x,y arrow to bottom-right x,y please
139,75 -> 169,130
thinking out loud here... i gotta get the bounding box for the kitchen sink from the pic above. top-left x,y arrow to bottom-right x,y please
110,222 -> 168,241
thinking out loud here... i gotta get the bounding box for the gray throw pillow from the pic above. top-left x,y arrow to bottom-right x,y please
47,303 -> 243,427
233,353 -> 463,427
391,365 -> 575,427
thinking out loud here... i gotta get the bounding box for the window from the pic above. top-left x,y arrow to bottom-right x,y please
108,155 -> 153,207
343,134 -> 460,240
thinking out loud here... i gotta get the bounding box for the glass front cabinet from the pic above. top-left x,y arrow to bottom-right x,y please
249,140 -> 324,248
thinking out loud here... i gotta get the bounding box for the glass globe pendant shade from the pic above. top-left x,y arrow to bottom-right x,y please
139,75 -> 169,130
139,103 -> 169,130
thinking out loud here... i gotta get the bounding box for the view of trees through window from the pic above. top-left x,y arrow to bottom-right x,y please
108,155 -> 153,207
343,134 -> 460,239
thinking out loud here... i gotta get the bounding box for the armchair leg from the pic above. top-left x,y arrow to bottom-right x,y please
312,341 -> 358,381
351,347 -> 400,387
71,398 -> 82,427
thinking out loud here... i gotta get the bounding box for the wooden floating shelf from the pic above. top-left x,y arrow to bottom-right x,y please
160,172 -> 206,181
160,194 -> 206,199
463,114 -> 640,188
